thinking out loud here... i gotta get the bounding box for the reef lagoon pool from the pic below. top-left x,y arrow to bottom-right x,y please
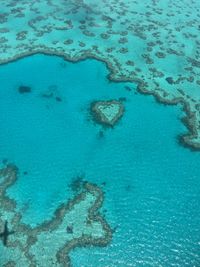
0,54 -> 200,266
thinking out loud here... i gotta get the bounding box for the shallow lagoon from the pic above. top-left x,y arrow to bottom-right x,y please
0,55 -> 200,266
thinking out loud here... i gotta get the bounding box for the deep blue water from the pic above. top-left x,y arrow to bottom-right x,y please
0,54 -> 199,266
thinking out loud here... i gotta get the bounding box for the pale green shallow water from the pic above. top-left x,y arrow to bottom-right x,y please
0,54 -> 199,266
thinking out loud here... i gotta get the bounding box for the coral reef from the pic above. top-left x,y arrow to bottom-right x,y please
0,165 -> 112,266
91,100 -> 124,127
18,85 -> 31,94
0,0 -> 199,149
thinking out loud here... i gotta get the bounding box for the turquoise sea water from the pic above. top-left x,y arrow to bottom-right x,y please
0,55 -> 200,266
